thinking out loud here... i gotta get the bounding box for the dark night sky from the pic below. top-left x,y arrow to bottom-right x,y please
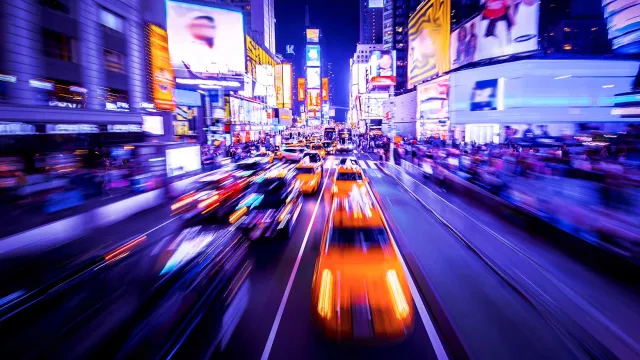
274,0 -> 359,109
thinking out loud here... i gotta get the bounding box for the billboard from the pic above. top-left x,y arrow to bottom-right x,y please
369,0 -> 384,7
297,78 -> 305,101
147,24 -> 175,111
360,93 -> 388,119
369,50 -> 396,78
306,45 -> 321,67
307,89 -> 321,111
282,64 -> 292,109
451,0 -> 540,70
306,67 -> 321,89
246,35 -> 276,80
416,76 -> 449,121
407,0 -> 451,88
167,1 -> 245,82
603,0 -> 640,53
470,78 -> 504,111
306,28 -> 320,43
275,65 -> 283,107
322,78 -> 329,101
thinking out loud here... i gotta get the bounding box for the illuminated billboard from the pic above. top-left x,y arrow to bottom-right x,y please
147,24 -> 175,111
322,78 -> 329,101
450,0 -> 539,70
306,28 -> 320,43
407,0 -> 451,88
416,76 -> 449,121
603,0 -> 640,53
369,0 -> 384,7
167,1 -> 245,82
282,64 -> 292,108
369,50 -> 396,83
246,35 -> 276,80
306,45 -> 321,67
275,65 -> 283,107
360,93 -> 388,119
306,67 -> 321,89
297,78 -> 305,101
307,89 -> 321,111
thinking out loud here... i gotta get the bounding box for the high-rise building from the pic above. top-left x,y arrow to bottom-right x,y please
206,0 -> 276,53
381,0 -> 421,90
360,0 -> 383,44
327,62 -> 335,105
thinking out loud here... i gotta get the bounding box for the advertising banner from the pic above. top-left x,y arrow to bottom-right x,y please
306,67 -> 321,89
369,50 -> 396,78
297,78 -> 305,101
369,0 -> 384,7
450,0 -> 539,70
416,76 -> 449,120
148,24 -> 175,111
167,1 -> 245,81
306,28 -> 320,43
307,89 -> 321,111
322,78 -> 329,101
246,35 -> 276,80
408,0 -> 451,88
283,64 -> 292,109
470,78 -> 503,111
603,0 -> 640,53
306,45 -> 321,67
275,64 -> 283,107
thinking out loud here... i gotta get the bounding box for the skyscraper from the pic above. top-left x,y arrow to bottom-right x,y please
206,0 -> 276,53
360,0 -> 383,44
381,0 -> 421,90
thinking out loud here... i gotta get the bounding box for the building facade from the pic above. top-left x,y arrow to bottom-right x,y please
381,0 -> 421,91
360,0 -> 383,44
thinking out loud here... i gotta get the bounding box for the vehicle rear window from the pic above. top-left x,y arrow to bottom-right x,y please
311,145 -> 323,150
303,153 -> 321,162
297,167 -> 315,174
329,227 -> 388,249
336,172 -> 362,181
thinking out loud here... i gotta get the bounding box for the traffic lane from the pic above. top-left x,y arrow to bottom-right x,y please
214,166 -> 334,360
0,201 -> 180,301
265,164 -> 438,360
384,162 -> 640,358
367,168 -> 581,360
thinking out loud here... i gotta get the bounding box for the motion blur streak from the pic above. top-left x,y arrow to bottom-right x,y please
104,235 -> 146,264
387,269 -> 410,319
229,207 -> 248,224
317,269 -> 333,319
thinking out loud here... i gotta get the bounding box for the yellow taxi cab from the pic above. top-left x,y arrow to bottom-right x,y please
309,143 -> 326,158
311,187 -> 414,340
295,152 -> 324,194
331,164 -> 368,197
254,150 -> 274,163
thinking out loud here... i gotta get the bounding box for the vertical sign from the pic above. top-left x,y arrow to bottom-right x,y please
322,77 -> 329,101
283,64 -> 292,109
297,78 -> 305,101
275,64 -> 284,108
148,24 -> 175,111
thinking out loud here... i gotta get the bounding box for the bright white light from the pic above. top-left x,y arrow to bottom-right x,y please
602,85 -> 615,88
554,75 -> 572,80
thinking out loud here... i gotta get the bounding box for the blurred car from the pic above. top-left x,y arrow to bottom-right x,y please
309,143 -> 326,158
296,156 -> 323,194
322,141 -> 335,155
331,165 -> 368,197
232,169 -> 302,240
338,157 -> 359,168
336,140 -> 355,153
253,150 -> 274,163
273,146 -> 283,160
280,147 -> 307,162
235,157 -> 270,175
312,188 -> 414,340
171,169 -> 252,220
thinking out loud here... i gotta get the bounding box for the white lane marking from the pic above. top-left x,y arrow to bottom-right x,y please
365,181 -> 449,360
260,169 -> 331,360
366,160 -> 377,169
358,160 -> 368,169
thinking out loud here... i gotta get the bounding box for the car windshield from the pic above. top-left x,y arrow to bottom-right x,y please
297,167 -> 315,174
303,153 -> 322,162
255,179 -> 287,208
311,145 -> 323,150
323,141 -> 332,148
329,227 -> 389,250
336,172 -> 362,181
339,158 -> 358,166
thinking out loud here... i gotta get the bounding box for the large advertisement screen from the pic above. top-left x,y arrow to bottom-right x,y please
306,45 -> 321,67
416,76 -> 449,121
167,1 -> 245,81
369,0 -> 384,7
307,89 -> 321,111
246,35 -> 276,80
275,65 -> 283,107
282,64 -> 292,109
166,146 -> 201,177
322,78 -> 329,101
470,78 -> 504,111
408,0 -> 451,88
297,78 -> 305,101
369,50 -> 396,77
306,28 -> 320,43
603,0 -> 640,53
451,0 -> 539,70
148,24 -> 175,111
306,67 -> 321,89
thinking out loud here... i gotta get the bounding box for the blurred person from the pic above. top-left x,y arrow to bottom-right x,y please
466,22 -> 478,63
455,25 -> 468,65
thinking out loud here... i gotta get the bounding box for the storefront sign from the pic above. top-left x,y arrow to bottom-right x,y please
107,124 -> 142,132
46,124 -> 100,134
140,101 -> 157,111
250,125 -> 262,130
105,102 -> 130,111
0,122 -> 36,135
48,101 -> 80,109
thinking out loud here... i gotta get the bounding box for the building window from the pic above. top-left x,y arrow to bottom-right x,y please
100,87 -> 130,111
104,49 -> 126,73
40,0 -> 70,15
42,29 -> 77,62
33,78 -> 86,108
99,8 -> 124,33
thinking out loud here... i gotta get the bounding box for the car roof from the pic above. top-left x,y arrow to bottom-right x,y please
336,165 -> 361,173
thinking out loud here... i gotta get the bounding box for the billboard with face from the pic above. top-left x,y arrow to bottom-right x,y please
369,50 -> 396,78
307,89 -> 321,111
306,67 -> 321,89
306,45 -> 321,67
408,0 -> 451,88
167,1 -> 245,81
451,0 -> 539,70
